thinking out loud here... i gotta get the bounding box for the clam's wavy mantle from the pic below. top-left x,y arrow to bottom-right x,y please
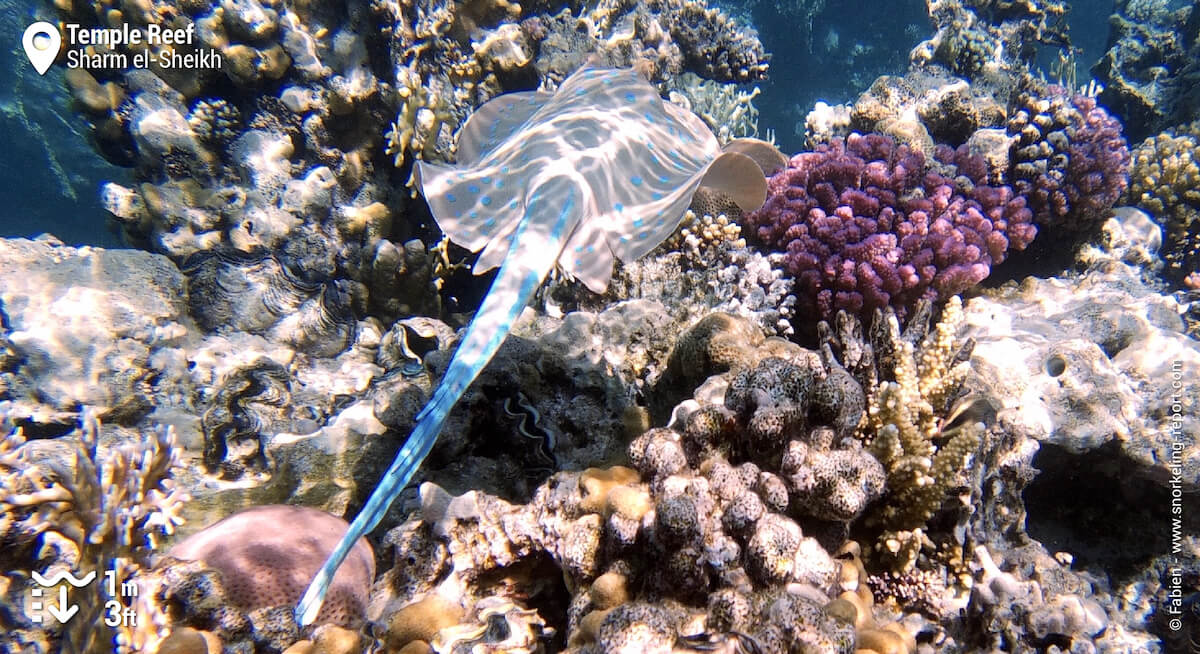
295,65 -> 770,624
183,249 -> 357,357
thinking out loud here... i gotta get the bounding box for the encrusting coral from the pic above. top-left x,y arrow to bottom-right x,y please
0,412 -> 188,653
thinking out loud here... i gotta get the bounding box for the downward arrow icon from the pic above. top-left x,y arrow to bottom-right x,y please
46,585 -> 78,623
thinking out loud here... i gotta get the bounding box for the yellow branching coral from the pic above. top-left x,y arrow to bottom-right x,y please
659,209 -> 746,261
0,412 -> 188,653
859,297 -> 981,571
385,66 -> 459,171
1128,122 -> 1200,283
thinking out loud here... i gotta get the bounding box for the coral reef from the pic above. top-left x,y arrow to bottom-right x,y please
57,0 -> 770,334
372,459 -> 861,653
1005,83 -> 1132,234
803,101 -> 853,150
183,250 -> 359,357
18,0 -> 1200,650
965,544 -> 1123,652
965,208 -> 1200,487
3,197 -> 1193,651
847,66 -> 1008,152
381,0 -> 768,173
952,208 -> 1200,649
743,132 -> 1036,321
0,412 -> 187,653
524,0 -> 768,88
910,0 -> 1070,79
1092,0 -> 1200,142
588,216 -> 799,338
0,238 -> 191,424
1127,121 -> 1200,286
851,297 -> 982,572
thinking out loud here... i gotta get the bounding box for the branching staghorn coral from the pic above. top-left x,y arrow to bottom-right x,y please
849,297 -> 982,572
0,412 -> 188,654
668,73 -> 764,144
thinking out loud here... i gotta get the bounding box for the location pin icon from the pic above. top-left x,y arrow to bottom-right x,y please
23,22 -> 62,75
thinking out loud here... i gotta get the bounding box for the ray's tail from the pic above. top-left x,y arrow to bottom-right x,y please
295,185 -> 578,626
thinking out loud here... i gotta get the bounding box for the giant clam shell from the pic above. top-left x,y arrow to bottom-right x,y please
201,357 -> 291,474
183,250 -> 355,356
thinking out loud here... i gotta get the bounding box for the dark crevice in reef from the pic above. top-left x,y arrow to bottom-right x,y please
12,416 -> 76,440
1024,440 -> 1199,584
475,553 -> 570,652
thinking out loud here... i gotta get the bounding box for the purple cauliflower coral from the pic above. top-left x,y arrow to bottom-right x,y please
1007,86 -> 1131,233
744,133 -> 1036,320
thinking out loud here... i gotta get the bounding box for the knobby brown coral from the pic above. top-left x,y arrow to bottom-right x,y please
1128,121 -> 1200,286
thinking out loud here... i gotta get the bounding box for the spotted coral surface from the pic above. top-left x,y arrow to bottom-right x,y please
167,505 -> 375,629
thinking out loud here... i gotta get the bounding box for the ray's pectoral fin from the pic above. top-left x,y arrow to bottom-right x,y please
721,137 -> 790,177
558,221 -> 617,294
455,90 -> 549,164
415,160 -> 525,256
699,150 -> 770,214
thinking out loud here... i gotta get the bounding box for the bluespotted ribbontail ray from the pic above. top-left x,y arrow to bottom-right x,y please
296,65 -> 772,625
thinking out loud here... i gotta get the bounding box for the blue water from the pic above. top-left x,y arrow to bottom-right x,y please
741,0 -> 1118,155
0,0 -> 1126,248
0,0 -> 126,247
